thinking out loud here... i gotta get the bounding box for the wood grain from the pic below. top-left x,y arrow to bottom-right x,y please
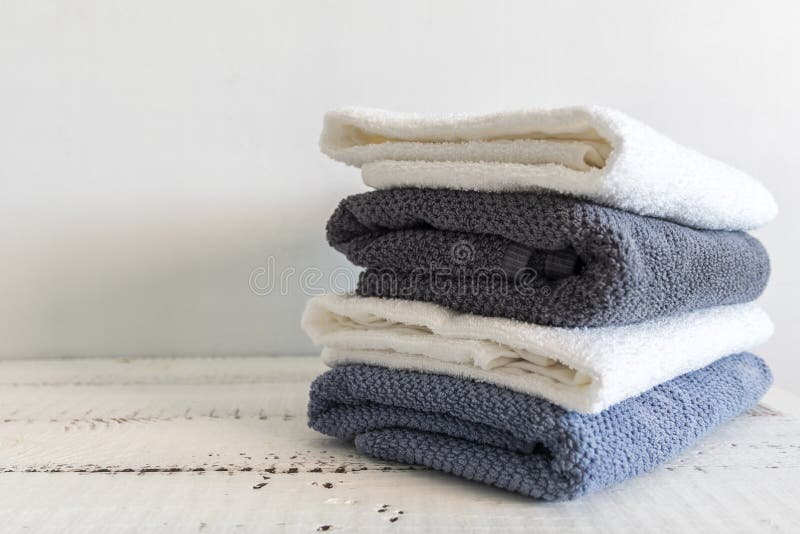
1,356 -> 799,533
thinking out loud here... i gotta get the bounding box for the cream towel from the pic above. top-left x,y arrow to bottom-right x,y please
301,294 -> 773,413
320,106 -> 777,230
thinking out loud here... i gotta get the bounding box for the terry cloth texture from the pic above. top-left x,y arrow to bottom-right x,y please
307,353 -> 772,500
327,189 -> 770,327
320,106 -> 777,230
302,294 -> 773,413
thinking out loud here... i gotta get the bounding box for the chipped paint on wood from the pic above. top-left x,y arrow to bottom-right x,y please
0,356 -> 799,532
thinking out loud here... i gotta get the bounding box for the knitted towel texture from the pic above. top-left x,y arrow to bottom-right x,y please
309,106 -> 777,500
327,188 -> 770,327
302,294 -> 773,413
308,353 -> 772,500
320,106 -> 777,230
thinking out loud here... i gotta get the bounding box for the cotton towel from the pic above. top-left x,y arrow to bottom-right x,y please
302,294 -> 772,413
308,353 -> 772,500
328,189 -> 770,327
320,106 -> 777,230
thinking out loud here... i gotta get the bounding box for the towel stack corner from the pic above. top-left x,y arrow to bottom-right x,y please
303,106 -> 776,501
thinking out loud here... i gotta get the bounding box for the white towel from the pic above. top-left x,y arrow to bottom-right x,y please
301,294 -> 773,413
320,106 -> 777,230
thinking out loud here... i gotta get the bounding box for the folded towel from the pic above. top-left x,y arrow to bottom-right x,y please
302,294 -> 772,413
328,189 -> 770,327
320,106 -> 777,230
308,353 -> 772,500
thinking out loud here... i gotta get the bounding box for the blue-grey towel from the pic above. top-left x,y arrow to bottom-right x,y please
308,353 -> 772,500
326,189 -> 770,327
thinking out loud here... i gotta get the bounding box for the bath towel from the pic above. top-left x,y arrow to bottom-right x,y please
320,106 -> 777,230
308,353 -> 772,500
327,189 -> 770,327
302,294 -> 772,413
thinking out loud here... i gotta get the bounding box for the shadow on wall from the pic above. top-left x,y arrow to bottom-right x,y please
0,191 -> 357,359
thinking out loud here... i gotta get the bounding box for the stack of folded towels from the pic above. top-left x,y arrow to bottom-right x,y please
301,106 -> 777,500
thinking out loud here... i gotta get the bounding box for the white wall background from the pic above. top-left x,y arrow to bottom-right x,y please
2,1 -> 799,392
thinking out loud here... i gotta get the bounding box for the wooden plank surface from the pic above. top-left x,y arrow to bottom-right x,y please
0,356 -> 799,533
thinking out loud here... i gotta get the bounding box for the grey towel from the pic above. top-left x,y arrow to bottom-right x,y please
326,189 -> 769,327
308,353 -> 772,500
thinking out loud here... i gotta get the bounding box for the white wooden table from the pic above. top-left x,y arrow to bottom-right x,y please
0,356 -> 798,533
